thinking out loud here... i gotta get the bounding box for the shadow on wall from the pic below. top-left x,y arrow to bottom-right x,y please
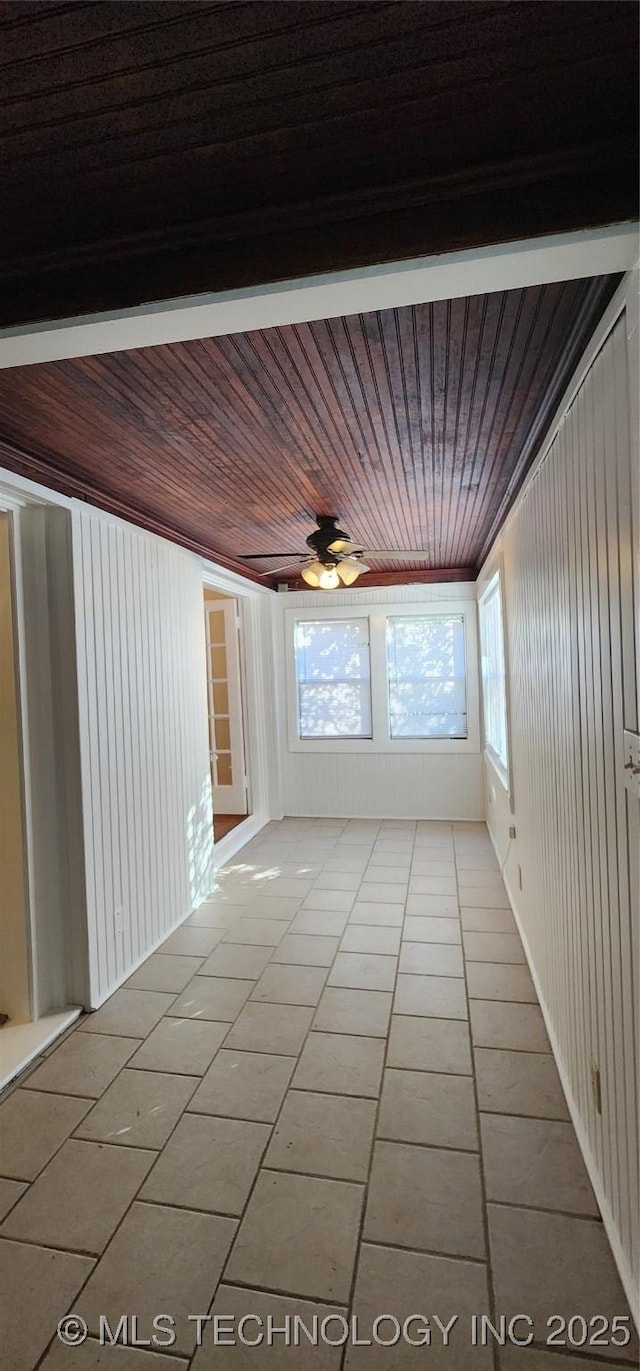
188,773 -> 215,908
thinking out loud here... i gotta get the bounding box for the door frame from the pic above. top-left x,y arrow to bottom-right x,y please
202,562 -> 280,860
204,593 -> 249,817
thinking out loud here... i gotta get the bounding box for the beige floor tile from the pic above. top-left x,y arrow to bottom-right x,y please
198,943 -> 273,979
398,940 -> 464,977
288,909 -> 350,936
187,906 -> 243,928
367,850 -> 412,869
189,1048 -> 294,1122
466,961 -> 536,1002
457,868 -> 508,889
488,1205 -> 638,1362
328,952 -> 397,992
470,1000 -> 550,1052
312,869 -> 362,891
362,864 -> 410,884
475,1048 -> 569,1119
403,916 -> 461,943
373,838 -> 413,854
463,931 -> 525,964
394,973 -> 468,1020
256,877 -> 313,899
364,1140 -> 485,1258
292,1032 -> 385,1098
456,851 -> 499,871
481,1113 -> 598,1214
167,976 -> 252,1022
76,1068 -> 196,1149
458,885 -> 510,908
411,859 -> 456,877
222,918 -> 291,946
461,907 -> 517,934
77,1201 -> 237,1355
323,853 -> 370,873
0,1178 -> 27,1221
313,987 -> 392,1037
78,989 -> 176,1038
345,1243 -> 492,1370
1,1137 -> 154,1254
126,952 -> 205,992
409,875 -> 458,895
0,1088 -> 92,1180
128,1017 -> 230,1075
387,1015 -> 472,1075
141,1113 -> 269,1214
160,926 -> 225,956
225,1001 -> 314,1055
405,895 -> 459,917
225,1169 -> 363,1303
192,1285 -> 344,1370
240,897 -> 302,920
265,1090 -> 376,1181
340,924 -> 401,955
349,901 -> 404,927
301,888 -> 356,913
250,962 -> 328,1006
358,882 -> 408,904
272,934 -> 339,966
0,1237 -> 94,1371
23,1032 -> 140,1098
378,1068 -> 478,1151
40,1340 -> 190,1371
498,1348 -> 637,1371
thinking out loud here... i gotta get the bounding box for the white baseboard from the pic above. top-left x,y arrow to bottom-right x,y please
487,824 -> 639,1330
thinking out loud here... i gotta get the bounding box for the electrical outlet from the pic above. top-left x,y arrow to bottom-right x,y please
590,1058 -> 602,1115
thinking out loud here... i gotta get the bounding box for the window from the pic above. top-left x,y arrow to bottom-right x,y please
478,572 -> 509,774
387,615 -> 467,738
294,619 -> 372,738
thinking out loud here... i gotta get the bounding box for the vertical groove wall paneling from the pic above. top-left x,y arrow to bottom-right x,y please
485,308 -> 638,1313
72,507 -> 214,1007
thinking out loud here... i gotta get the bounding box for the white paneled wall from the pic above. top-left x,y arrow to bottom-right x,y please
483,278 -> 639,1315
73,508 -> 214,1006
275,582 -> 484,819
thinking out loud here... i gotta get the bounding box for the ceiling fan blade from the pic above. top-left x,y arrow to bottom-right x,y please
256,559 -> 308,576
241,552 -> 304,560
358,549 -> 431,561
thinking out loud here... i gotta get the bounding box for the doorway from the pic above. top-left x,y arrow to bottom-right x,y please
203,588 -> 250,842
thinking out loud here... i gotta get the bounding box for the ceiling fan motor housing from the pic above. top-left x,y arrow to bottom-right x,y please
305,515 -> 351,560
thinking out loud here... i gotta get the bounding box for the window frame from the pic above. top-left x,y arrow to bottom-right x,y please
285,600 -> 480,754
478,567 -> 511,787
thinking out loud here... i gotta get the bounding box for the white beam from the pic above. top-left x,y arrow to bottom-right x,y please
1,222 -> 637,369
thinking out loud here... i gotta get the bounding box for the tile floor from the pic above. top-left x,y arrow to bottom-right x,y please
1,818 -> 637,1371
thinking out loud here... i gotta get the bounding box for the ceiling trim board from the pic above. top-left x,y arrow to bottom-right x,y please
0,223 -> 637,370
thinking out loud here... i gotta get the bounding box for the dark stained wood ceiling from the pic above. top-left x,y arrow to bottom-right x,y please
0,0 -> 636,326
0,275 -> 617,582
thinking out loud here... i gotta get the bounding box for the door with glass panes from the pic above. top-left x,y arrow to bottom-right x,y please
204,597 -> 248,816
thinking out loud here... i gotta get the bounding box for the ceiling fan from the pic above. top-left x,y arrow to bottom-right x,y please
240,515 -> 430,589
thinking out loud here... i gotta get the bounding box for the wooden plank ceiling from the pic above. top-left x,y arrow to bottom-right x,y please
0,275 -> 617,583
0,0 -> 637,326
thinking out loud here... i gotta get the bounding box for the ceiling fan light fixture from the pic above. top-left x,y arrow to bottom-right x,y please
336,557 -> 367,585
300,559 -> 324,587
318,565 -> 340,589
